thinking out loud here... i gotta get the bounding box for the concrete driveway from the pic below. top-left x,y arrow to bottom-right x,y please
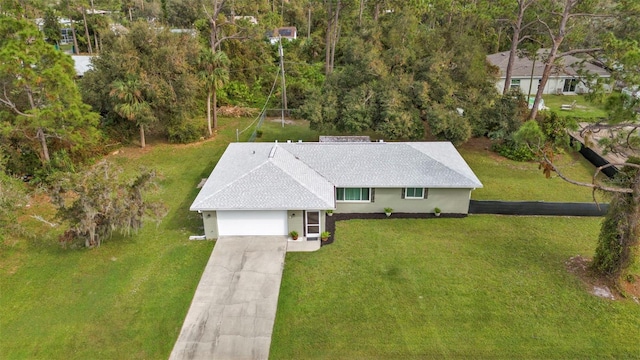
169,236 -> 287,360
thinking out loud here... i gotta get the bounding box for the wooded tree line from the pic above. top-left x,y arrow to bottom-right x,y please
2,0 -> 637,171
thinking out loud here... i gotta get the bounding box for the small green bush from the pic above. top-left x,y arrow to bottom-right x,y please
492,140 -> 536,162
167,119 -> 203,144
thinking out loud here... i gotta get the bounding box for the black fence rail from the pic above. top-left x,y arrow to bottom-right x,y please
570,136 -> 618,178
469,200 -> 608,216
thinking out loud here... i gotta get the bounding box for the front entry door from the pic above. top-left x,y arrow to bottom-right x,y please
306,211 -> 320,239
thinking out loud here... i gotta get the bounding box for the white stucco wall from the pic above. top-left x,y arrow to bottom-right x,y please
496,76 -> 604,96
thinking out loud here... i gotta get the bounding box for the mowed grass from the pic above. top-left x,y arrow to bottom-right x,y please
458,142 -> 605,202
542,95 -> 608,119
271,216 -> 640,359
0,117 -> 255,359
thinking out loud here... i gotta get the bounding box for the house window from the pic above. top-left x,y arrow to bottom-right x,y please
405,187 -> 425,199
563,78 -> 578,92
336,188 -> 370,202
403,188 -> 428,199
510,79 -> 521,90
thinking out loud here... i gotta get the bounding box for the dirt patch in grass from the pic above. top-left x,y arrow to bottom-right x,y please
566,255 -> 640,303
459,137 -> 512,162
459,136 -> 493,152
620,276 -> 640,303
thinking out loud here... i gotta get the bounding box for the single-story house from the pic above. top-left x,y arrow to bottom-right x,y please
190,141 -> 483,240
487,50 -> 610,95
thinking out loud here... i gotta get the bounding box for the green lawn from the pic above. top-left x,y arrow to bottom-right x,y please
271,217 -> 639,359
458,143 -> 606,202
542,95 -> 608,119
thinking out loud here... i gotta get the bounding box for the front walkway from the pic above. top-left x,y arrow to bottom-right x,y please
169,236 -> 287,360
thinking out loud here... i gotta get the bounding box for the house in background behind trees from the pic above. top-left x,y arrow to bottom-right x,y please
487,49 -> 610,96
268,27 -> 297,44
190,141 -> 483,241
71,55 -> 94,77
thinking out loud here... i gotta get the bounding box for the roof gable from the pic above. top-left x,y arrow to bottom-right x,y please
190,143 -> 334,211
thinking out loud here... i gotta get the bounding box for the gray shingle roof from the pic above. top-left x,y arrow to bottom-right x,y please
487,50 -> 610,78
190,141 -> 482,211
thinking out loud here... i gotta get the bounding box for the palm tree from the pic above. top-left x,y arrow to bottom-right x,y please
109,77 -> 152,148
197,49 -> 230,136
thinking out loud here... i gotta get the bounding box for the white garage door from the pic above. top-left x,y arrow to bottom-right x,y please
217,210 -> 288,236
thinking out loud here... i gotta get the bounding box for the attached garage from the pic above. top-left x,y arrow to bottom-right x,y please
216,210 -> 288,236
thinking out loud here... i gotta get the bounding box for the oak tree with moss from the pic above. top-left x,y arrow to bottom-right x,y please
51,161 -> 166,248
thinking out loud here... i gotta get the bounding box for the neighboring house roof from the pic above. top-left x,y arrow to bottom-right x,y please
487,50 -> 610,78
267,27 -> 297,43
191,142 -> 483,211
275,26 -> 296,38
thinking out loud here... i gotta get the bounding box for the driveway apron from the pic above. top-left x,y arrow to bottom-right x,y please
169,236 -> 287,360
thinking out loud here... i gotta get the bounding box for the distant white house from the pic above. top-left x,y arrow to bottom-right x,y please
70,55 -> 94,77
487,50 -> 610,95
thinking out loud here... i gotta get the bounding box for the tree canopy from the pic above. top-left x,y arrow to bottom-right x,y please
0,16 -> 100,176
300,8 -> 498,141
80,21 -> 201,144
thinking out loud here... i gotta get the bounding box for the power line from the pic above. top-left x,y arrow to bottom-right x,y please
279,36 -> 287,128
236,66 -> 282,141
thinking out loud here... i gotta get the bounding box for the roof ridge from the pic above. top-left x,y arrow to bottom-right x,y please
270,147 -> 335,208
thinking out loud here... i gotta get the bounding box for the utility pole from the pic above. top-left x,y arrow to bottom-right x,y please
527,55 -> 536,100
307,5 -> 311,39
279,36 -> 287,128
